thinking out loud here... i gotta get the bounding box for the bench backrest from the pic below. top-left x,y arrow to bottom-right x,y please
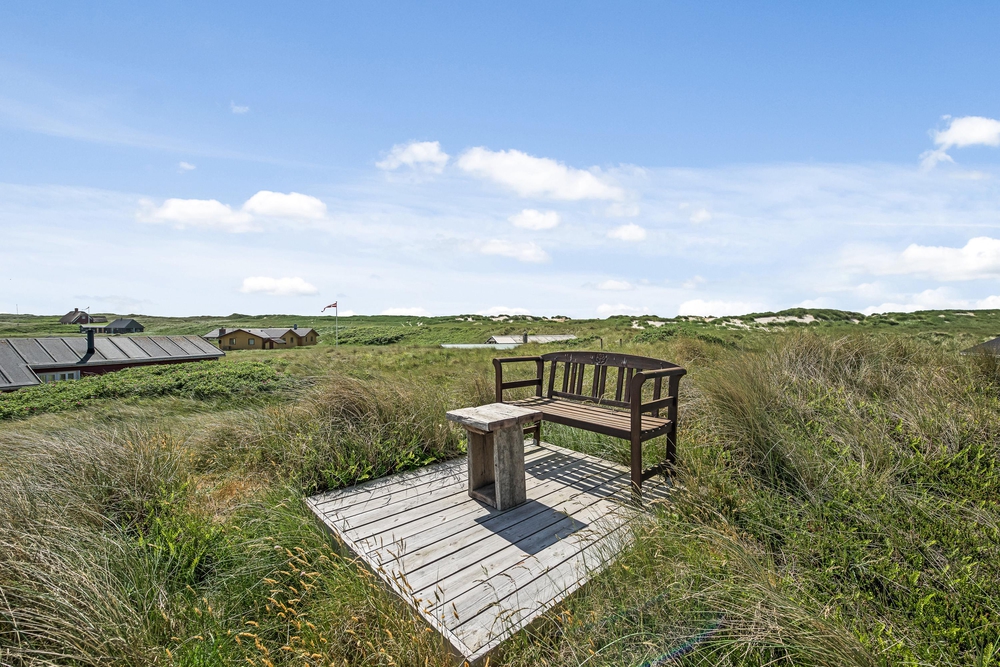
541,351 -> 682,409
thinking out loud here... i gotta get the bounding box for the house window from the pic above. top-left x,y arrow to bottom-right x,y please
248,338 -> 255,345
40,371 -> 78,383
230,338 -> 236,345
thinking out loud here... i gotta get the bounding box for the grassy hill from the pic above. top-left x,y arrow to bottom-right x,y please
2,316 -> 1000,665
3,307 -> 1000,352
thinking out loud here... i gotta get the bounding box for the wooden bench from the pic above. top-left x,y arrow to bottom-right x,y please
494,351 -> 686,492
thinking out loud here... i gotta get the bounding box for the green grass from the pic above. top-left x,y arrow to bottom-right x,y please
5,307 -> 1000,351
2,325 -> 1000,665
0,360 -> 289,421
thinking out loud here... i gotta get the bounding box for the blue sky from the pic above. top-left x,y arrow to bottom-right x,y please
2,2 -> 1000,318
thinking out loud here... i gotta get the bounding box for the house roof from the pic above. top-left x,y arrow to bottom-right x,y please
106,318 -> 142,329
961,337 -> 1000,355
0,335 -> 224,391
486,334 -> 578,345
203,327 -> 315,340
59,310 -> 107,325
59,309 -> 84,324
262,327 -> 315,338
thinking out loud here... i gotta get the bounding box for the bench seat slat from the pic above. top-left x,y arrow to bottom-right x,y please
550,389 -> 629,409
509,397 -> 673,441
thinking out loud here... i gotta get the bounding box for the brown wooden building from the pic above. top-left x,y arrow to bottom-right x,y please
59,308 -> 107,325
202,325 -> 318,351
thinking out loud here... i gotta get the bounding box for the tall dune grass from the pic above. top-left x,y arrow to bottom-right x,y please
195,374 -> 464,493
1,334 -> 998,666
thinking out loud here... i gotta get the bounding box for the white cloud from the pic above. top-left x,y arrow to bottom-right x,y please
607,223 -> 647,241
861,287 -> 1000,314
178,161 -> 196,172
921,116 -> 1000,168
861,237 -> 1000,281
596,279 -> 632,291
140,197 -> 256,232
596,303 -> 651,317
678,299 -> 761,317
376,141 -> 449,173
479,239 -> 549,263
140,190 -> 326,232
681,275 -> 705,289
509,209 -> 560,230
243,191 -> 327,219
795,297 -> 835,308
477,306 -> 532,316
457,147 -> 623,200
976,296 -> 1000,309
861,287 -> 966,314
381,307 -> 432,316
935,116 -> 1000,149
690,208 -> 712,223
240,276 -> 318,296
230,101 -> 249,114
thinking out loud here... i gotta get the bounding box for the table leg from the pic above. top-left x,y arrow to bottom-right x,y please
492,424 -> 527,510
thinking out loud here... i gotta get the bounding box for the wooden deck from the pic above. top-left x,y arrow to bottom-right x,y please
306,441 -> 668,663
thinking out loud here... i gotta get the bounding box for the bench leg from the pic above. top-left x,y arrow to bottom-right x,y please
665,424 -> 677,470
630,432 -> 643,497
523,420 -> 541,445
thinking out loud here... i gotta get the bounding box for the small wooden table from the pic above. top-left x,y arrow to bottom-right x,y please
446,403 -> 543,510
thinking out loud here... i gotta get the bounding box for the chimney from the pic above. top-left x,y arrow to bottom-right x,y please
293,323 -> 298,329
86,328 -> 95,355
522,332 -> 528,344
219,327 -> 226,335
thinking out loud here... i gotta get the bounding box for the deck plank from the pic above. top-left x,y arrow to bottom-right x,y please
360,455 -> 624,565
336,445 -> 555,529
412,477 -> 629,612
400,468 -> 627,594
310,443 -> 544,516
344,449 -> 596,543
452,523 -> 631,654
307,441 -> 663,664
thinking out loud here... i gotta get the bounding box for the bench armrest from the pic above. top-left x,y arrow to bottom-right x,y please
493,356 -> 544,402
494,356 -> 544,364
629,367 -> 686,419
635,367 -> 687,380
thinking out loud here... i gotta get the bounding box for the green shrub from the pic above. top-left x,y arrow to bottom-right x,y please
696,332 -> 738,348
337,327 -> 408,345
0,361 -> 287,421
196,374 -> 462,493
632,326 -> 677,343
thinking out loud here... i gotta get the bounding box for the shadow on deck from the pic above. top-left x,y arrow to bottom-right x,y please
306,441 -> 670,664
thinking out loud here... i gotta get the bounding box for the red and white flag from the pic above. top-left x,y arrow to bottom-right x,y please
322,302 -> 337,312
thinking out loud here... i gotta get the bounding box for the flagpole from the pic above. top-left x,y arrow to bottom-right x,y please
335,305 -> 338,347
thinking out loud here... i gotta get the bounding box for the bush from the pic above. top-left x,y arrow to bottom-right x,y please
633,326 -> 677,343
0,361 -> 287,420
337,327 -> 408,345
196,374 -> 462,493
